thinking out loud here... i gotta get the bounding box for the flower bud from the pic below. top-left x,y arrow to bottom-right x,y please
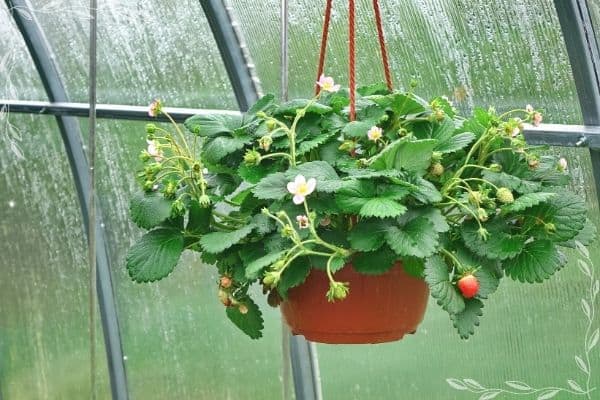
266,119 -> 277,131
258,135 -> 273,151
327,281 -> 350,302
139,150 -> 151,162
256,111 -> 267,118
477,208 -> 489,222
282,225 -> 294,237
171,199 -> 186,217
145,123 -> 157,134
199,194 -> 211,208
163,181 -> 177,199
338,140 -> 356,152
468,191 -> 483,206
262,271 -> 281,288
143,180 -> 155,192
243,149 -> 262,166
489,163 -> 502,172
557,157 -> 568,172
545,222 -> 557,233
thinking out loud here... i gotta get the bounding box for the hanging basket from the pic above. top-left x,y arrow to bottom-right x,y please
280,262 -> 429,344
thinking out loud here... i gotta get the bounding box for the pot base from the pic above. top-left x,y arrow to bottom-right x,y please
281,262 -> 429,345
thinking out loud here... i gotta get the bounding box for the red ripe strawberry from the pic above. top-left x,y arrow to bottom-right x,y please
457,274 -> 479,299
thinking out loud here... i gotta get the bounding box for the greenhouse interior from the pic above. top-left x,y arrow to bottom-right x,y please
1,0 -> 600,399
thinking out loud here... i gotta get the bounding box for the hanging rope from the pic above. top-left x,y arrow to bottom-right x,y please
372,0 -> 393,91
348,0 -> 356,121
314,0 -> 333,95
314,0 -> 393,121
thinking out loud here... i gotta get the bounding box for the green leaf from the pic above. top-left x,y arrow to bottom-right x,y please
451,298 -> 484,339
226,296 -> 264,339
401,207 -> 450,233
402,257 -> 425,278
473,266 -> 501,299
200,225 -> 254,254
246,94 -> 275,117
297,133 -> 335,155
561,218 -> 597,248
424,255 -> 465,314
238,163 -> 280,184
184,113 -> 242,137
385,217 -> 439,258
352,247 -> 397,275
126,228 -> 184,282
287,161 -> 342,193
275,99 -> 332,115
525,191 -> 587,242
335,180 -> 376,213
481,171 -> 522,191
186,200 -> 211,235
390,93 -> 426,115
359,198 -> 407,219
504,239 -> 565,283
203,136 -> 247,164
245,251 -> 285,280
341,120 -> 373,138
370,138 -> 438,172
435,132 -> 475,153
278,258 -> 311,298
252,172 -> 289,200
129,191 -> 173,230
461,221 -> 524,260
348,220 -> 387,251
411,177 -> 443,203
329,256 -> 346,273
501,192 -> 556,213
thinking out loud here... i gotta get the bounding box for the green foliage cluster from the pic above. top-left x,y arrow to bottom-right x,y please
127,83 -> 594,339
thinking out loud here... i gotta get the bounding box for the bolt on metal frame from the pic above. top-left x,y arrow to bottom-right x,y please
3,0 -> 600,399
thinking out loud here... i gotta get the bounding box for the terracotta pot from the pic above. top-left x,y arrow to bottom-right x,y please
280,262 -> 429,344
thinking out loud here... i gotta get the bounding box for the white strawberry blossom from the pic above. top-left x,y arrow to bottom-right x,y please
146,139 -> 163,161
367,126 -> 383,141
558,157 -> 568,171
287,175 -> 316,205
316,74 -> 340,93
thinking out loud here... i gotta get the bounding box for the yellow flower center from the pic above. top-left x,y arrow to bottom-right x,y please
296,182 -> 309,196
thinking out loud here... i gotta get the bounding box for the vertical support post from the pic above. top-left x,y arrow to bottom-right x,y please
554,0 -> 600,203
280,2 -> 323,400
6,1 -> 129,399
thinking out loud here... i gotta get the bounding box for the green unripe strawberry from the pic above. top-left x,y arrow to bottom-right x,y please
496,187 -> 514,204
430,162 -> 444,176
468,191 -> 483,206
266,119 -> 277,131
477,208 -> 489,222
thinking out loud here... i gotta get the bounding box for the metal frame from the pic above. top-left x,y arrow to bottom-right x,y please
5,1 -> 129,399
554,0 -> 600,201
200,0 -> 261,111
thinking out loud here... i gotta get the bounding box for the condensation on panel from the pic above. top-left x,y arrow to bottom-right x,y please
0,115 -> 109,399
0,3 -> 47,100
315,146 -> 599,400
26,0 -> 236,109
233,0 -> 581,124
91,118 -> 284,399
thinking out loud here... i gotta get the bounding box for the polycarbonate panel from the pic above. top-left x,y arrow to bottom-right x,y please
589,0 -> 600,46
27,0 -> 237,109
92,119 -> 284,399
315,146 -> 599,399
0,3 -> 47,100
0,115 -> 109,399
233,0 -> 582,123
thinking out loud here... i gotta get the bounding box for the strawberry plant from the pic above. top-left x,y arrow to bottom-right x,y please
126,80 -> 595,339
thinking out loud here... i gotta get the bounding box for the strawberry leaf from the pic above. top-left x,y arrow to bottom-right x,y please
451,298 -> 484,339
200,225 -> 254,254
226,296 -> 264,339
130,191 -> 173,230
504,239 -> 566,283
386,217 -> 439,258
462,220 -> 524,260
425,255 -> 465,314
352,247 -> 397,275
348,220 -> 387,251
359,198 -> 407,219
126,228 -> 184,282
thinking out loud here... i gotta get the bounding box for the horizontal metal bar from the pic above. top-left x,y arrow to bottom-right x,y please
4,99 -> 600,149
0,99 -> 240,122
523,123 -> 600,148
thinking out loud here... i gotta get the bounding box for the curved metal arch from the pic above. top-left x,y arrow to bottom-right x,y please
5,1 -> 129,399
200,0 -> 262,111
554,0 -> 600,203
